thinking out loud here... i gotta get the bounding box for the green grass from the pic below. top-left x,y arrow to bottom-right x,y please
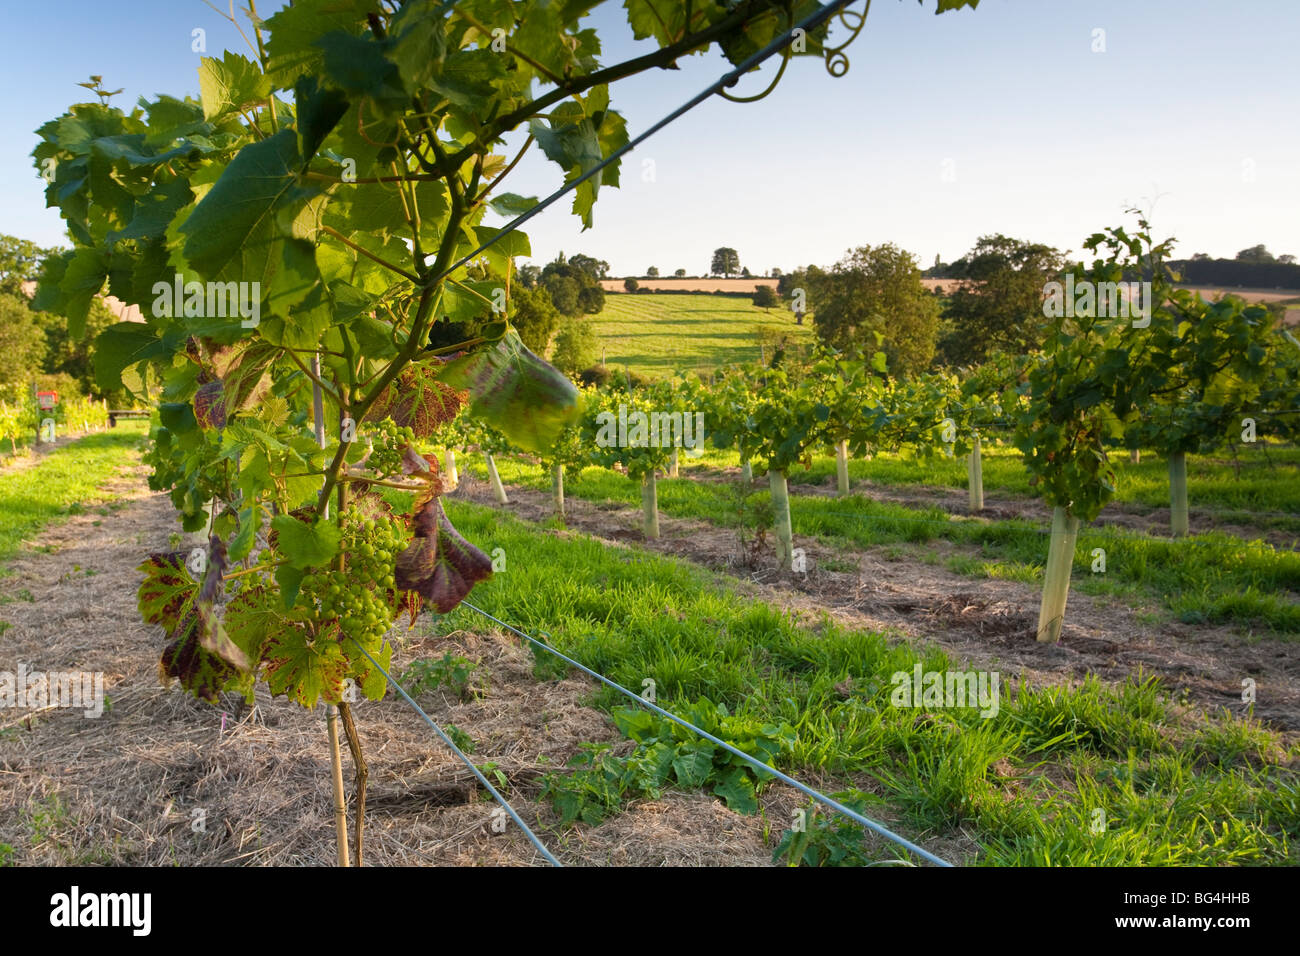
460,453 -> 1300,635
385,493 -> 1296,865
773,442 -> 1300,519
590,293 -> 814,378
0,422 -> 147,566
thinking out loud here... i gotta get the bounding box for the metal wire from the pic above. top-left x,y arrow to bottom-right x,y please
460,602 -> 955,867
348,638 -> 563,867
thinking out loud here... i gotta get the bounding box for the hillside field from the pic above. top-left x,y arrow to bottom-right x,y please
589,293 -> 814,377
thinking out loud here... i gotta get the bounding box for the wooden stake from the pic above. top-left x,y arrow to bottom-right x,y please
325,705 -> 351,866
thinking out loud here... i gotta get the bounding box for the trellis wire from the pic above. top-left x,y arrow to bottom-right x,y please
348,638 -> 564,867
460,602 -> 955,867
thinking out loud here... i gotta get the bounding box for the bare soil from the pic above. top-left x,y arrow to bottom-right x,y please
451,472 -> 1300,735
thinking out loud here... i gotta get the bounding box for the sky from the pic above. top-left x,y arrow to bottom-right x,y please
1,0 -> 1297,277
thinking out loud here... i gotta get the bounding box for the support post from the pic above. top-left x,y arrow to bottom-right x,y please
1036,506 -> 1080,643
641,471 -> 659,539
1169,451 -> 1189,537
967,433 -> 984,512
485,453 -> 508,504
770,467 -> 793,571
552,463 -> 565,519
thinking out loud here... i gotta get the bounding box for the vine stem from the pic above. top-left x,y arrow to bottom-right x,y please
313,356 -> 351,867
339,701 -> 367,867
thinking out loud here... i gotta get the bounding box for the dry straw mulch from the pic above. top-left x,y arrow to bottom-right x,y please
0,479 -> 814,867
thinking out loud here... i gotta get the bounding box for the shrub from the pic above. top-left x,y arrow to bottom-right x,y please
578,364 -> 612,388
623,277 -> 639,292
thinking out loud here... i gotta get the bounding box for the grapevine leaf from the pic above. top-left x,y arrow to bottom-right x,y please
386,0 -> 448,89
487,192 -> 538,217
198,50 -> 272,121
263,626 -> 349,707
137,551 -> 199,630
293,75 -> 349,160
394,497 -> 493,614
276,563 -> 306,610
271,513 -> 341,569
94,322 -> 173,394
178,129 -> 323,321
223,584 -> 287,663
433,329 -> 583,455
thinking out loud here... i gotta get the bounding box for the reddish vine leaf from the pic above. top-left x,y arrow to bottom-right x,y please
367,364 -> 466,439
139,544 -> 250,701
394,496 -> 493,614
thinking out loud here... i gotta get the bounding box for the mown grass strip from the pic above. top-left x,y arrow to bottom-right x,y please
384,488 -> 1296,865
461,453 -> 1300,636
0,423 -> 147,566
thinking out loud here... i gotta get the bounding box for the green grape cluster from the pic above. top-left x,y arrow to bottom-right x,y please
365,418 -> 416,477
302,508 -> 409,647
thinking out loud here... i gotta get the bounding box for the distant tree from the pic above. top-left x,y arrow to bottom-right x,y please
1279,254 -> 1297,265
935,234 -> 1066,366
35,296 -> 117,398
0,292 -> 48,401
568,253 -> 610,281
741,266 -> 752,278
541,253 -> 606,316
517,263 -> 542,288
0,234 -> 59,297
771,267 -> 782,278
808,244 -> 940,378
1236,244 -> 1275,264
753,285 -> 779,309
576,284 -> 605,314
624,277 -> 639,292
1190,252 -> 1212,262
647,266 -> 659,277
544,273 -> 581,315
551,319 -> 600,375
711,247 -> 740,277
509,286 -> 563,355
674,268 -> 686,277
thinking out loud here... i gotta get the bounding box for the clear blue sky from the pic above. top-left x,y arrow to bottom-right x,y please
2,1 -> 1297,276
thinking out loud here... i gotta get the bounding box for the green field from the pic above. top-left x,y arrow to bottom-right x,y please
590,293 -> 815,377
